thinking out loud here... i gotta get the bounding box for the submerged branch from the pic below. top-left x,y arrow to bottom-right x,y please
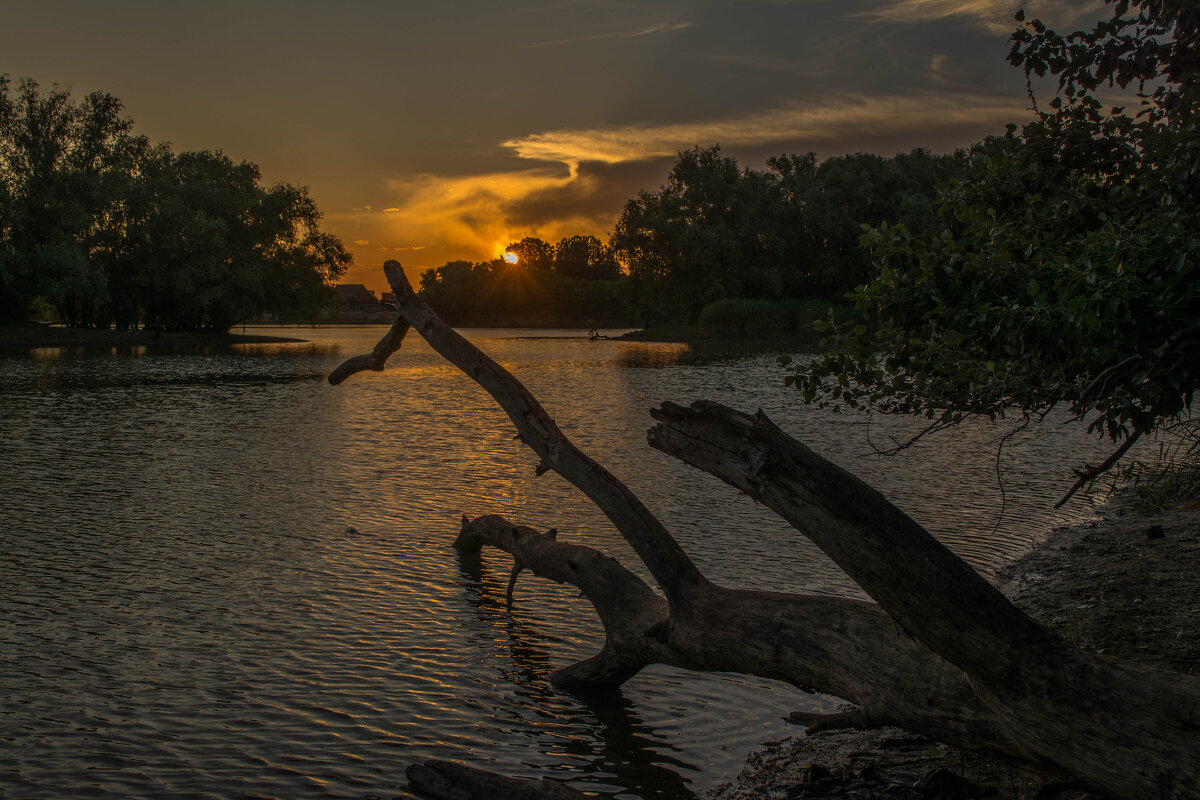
454,516 -> 1011,752
377,260 -> 707,605
329,262 -> 1200,800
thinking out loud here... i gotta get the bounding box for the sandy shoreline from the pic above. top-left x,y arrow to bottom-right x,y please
705,497 -> 1200,800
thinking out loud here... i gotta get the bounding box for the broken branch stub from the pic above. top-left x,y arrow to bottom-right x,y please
327,315 -> 411,385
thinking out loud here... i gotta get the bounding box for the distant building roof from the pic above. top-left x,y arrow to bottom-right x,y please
334,284 -> 377,306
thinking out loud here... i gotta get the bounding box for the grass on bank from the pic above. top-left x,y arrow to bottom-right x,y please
1113,419 -> 1200,511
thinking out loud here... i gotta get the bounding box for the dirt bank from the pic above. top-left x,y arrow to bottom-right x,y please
706,497 -> 1200,800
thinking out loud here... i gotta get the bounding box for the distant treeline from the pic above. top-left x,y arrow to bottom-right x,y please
418,144 -> 971,331
0,76 -> 350,330
418,235 -> 628,327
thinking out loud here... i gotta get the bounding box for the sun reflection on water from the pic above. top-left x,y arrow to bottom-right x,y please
0,325 -> 1117,800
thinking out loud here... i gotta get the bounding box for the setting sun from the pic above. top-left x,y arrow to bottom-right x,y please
503,251 -> 519,264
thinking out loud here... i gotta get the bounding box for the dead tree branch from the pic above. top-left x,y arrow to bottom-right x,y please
648,400 -> 1200,800
341,260 -> 707,607
330,262 -> 1200,800
327,315 -> 411,385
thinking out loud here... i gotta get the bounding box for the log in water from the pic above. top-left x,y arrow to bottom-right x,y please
1,326 -> 1117,799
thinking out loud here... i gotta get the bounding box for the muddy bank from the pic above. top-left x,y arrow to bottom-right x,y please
706,498 -> 1200,800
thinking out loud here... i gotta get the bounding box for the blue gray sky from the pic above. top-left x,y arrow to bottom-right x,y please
2,0 -> 1105,290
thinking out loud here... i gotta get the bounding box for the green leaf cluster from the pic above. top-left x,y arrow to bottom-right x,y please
787,1 -> 1199,464
610,145 -> 969,324
0,76 -> 350,330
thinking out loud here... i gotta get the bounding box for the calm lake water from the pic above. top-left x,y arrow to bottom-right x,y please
1,325 -> 1115,799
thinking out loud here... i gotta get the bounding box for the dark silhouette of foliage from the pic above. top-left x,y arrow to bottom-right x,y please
786,1 -> 1200,500
0,76 -> 350,329
421,236 -> 632,327
503,236 -> 554,272
426,147 -> 964,331
697,297 -> 848,342
551,234 -> 621,280
0,76 -> 142,324
610,145 -> 968,324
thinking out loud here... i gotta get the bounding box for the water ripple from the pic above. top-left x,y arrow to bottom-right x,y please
1,326 -> 1116,799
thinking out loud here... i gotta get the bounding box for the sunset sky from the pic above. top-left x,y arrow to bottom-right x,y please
3,1 -> 1105,293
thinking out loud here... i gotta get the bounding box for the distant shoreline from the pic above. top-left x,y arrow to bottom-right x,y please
0,323 -> 307,350
0,321 -> 817,352
619,325 -> 826,349
617,326 -> 711,343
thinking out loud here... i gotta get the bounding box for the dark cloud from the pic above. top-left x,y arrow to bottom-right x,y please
501,157 -> 677,228
1,0 -> 1114,293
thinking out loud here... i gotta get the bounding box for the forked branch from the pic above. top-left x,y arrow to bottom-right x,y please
332,260 -> 707,606
332,263 -> 1200,800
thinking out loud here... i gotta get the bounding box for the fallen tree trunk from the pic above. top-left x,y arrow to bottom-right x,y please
333,261 -> 1200,800
454,515 -> 1025,756
648,402 -> 1200,800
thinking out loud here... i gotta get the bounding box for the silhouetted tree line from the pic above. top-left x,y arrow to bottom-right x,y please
0,76 -> 350,330
418,235 -> 630,327
611,145 -> 970,324
418,146 -> 970,328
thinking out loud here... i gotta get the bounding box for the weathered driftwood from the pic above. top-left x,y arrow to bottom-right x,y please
331,261 -> 1200,800
648,402 -> 1200,800
327,314 -> 410,385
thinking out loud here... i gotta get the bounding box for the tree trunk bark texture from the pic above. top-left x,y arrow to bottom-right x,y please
333,261 -> 1200,800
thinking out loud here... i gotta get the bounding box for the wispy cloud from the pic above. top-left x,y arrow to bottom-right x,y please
857,0 -> 1013,23
334,169 -> 594,271
339,91 -> 1031,282
505,92 -> 1028,169
524,20 -> 693,48
928,53 -> 962,86
855,0 -> 1105,34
